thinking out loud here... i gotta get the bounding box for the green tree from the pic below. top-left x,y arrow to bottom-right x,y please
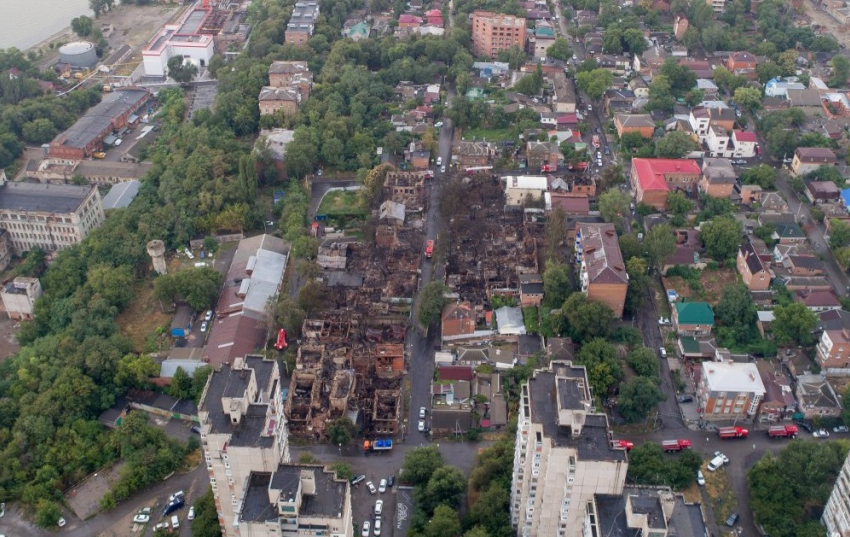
628,443 -> 702,490
835,247 -> 850,269
35,500 -> 62,528
655,131 -> 697,158
830,55 -> 850,88
421,466 -> 466,513
598,189 -> 630,225
169,367 -> 193,399
741,165 -> 777,189
644,223 -> 677,272
576,338 -> 622,395
167,55 -> 198,84
733,87 -> 762,112
328,417 -> 354,445
659,58 -> 697,95
543,263 -> 572,309
22,118 -> 58,144
666,191 -> 692,216
807,165 -> 844,186
829,219 -> 850,249
715,284 -> 758,344
626,346 -> 660,378
563,294 -> 614,342
771,302 -> 819,346
623,28 -> 648,54
71,15 -> 93,37
418,282 -> 449,327
191,487 -> 223,537
576,69 -> 613,101
700,216 -> 741,260
330,462 -> 353,481
423,504 -> 461,537
619,233 -> 642,262
402,446 -> 444,487
618,377 -> 666,423
546,38 -> 573,61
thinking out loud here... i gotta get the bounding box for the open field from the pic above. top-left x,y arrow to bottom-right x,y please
116,281 -> 171,354
663,267 -> 738,306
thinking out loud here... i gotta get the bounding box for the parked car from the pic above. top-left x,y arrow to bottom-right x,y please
188,506 -> 195,520
697,470 -> 705,486
200,321 -> 208,332
441,166 -> 446,173
351,474 -> 366,485
154,522 -> 169,531
374,518 -> 382,536
163,499 -> 185,516
362,520 -> 371,536
204,310 -> 213,321
375,499 -> 384,515
387,475 -> 395,487
366,481 -> 377,494
796,420 -> 814,433
834,426 -> 849,433
419,407 -> 426,418
714,451 -> 729,464
418,420 -> 425,432
732,159 -> 747,165
57,518 -> 66,527
169,491 -> 185,502
814,429 -> 830,438
171,515 -> 180,529
191,425 -> 202,434
677,395 -> 693,403
379,479 -> 387,493
725,513 -> 739,526
659,347 -> 667,358
133,507 -> 152,524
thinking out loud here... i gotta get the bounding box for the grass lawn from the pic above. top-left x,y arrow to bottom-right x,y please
116,281 -> 172,353
463,127 -> 514,141
650,276 -> 671,318
703,463 -> 737,528
318,190 -> 366,216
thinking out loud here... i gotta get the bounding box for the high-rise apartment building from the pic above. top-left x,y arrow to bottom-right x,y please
471,11 -> 527,59
823,452 -> 850,535
511,361 -> 628,536
198,355 -> 291,536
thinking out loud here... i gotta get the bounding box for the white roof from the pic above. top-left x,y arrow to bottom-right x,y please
242,247 -> 287,318
757,311 -> 775,323
504,175 -> 548,190
495,306 -> 526,335
702,361 -> 766,395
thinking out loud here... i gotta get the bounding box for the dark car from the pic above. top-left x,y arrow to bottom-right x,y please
387,475 -> 395,488
677,395 -> 693,403
163,499 -> 185,516
725,513 -> 739,527
795,420 -> 814,433
190,425 -> 202,434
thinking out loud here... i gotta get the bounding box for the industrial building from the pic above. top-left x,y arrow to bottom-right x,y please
101,180 -> 141,210
0,277 -> 42,320
59,41 -> 98,69
48,88 -> 151,160
0,178 -> 105,255
197,355 -> 294,536
142,5 -> 218,77
511,361 -> 628,536
204,234 -> 289,365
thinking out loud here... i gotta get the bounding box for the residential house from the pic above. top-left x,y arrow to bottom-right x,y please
817,327 -> 850,370
398,14 -> 421,28
765,77 -> 806,98
772,222 -> 807,244
454,141 -> 496,168
471,11 -> 527,59
574,223 -> 629,317
409,149 -> 430,170
614,114 -> 655,138
696,78 -> 719,98
708,107 -> 736,132
689,107 -> 711,137
630,158 -> 701,208
673,301 -> 715,336
761,191 -> 789,212
425,9 -> 444,26
697,361 -> 766,420
795,374 -> 841,418
341,20 -> 369,40
784,255 -> 825,276
726,51 -> 758,73
258,86 -> 300,116
699,158 -> 737,198
796,289 -> 841,312
787,88 -> 823,108
285,1 -> 319,44
549,193 -> 590,215
519,273 -> 544,306
526,141 -> 562,171
822,450 -> 850,537
628,76 -> 650,98
603,89 -> 636,116
268,61 -> 313,98
662,228 -> 701,272
504,175 -> 548,206
806,180 -> 841,204
546,337 -> 576,361
755,360 -> 796,422
442,302 -> 476,338
678,59 -> 712,79
737,242 -> 772,291
551,71 -> 577,113
0,277 -> 42,321
731,130 -> 757,158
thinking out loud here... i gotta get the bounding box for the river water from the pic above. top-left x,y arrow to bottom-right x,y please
0,0 -> 92,51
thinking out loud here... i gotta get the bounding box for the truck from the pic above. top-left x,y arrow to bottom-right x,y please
592,135 -> 601,149
425,239 -> 434,258
612,439 -> 634,451
363,439 -> 393,451
661,439 -> 692,452
273,328 -> 288,351
717,426 -> 749,439
767,425 -> 798,438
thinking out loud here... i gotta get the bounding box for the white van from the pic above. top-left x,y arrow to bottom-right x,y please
436,156 -> 442,166
707,455 -> 725,472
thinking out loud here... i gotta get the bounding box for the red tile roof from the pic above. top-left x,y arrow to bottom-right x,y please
399,14 -> 421,23
632,158 -> 700,192
733,130 -> 757,143
438,365 -> 475,382
550,193 -> 589,214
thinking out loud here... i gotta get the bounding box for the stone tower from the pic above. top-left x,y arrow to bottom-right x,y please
146,240 -> 167,275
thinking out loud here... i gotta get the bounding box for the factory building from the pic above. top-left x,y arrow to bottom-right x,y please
142,6 -> 217,77
48,88 -> 151,160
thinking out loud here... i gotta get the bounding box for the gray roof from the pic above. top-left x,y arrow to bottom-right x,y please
242,247 -> 287,316
0,182 -> 93,213
101,180 -> 141,209
495,306 -> 526,335
159,358 -> 208,379
596,487 -> 706,537
54,89 -> 149,150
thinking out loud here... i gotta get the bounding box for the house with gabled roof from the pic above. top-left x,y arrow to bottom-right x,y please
574,223 -> 629,318
737,242 -> 771,291
673,301 -> 714,336
795,374 -> 841,418
629,158 -> 701,208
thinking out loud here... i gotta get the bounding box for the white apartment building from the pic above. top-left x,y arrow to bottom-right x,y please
511,361 -> 628,537
0,179 -> 104,254
823,451 -> 850,536
198,355 -> 291,536
0,277 -> 42,320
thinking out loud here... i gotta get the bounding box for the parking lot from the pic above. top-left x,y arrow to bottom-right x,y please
352,476 -> 397,537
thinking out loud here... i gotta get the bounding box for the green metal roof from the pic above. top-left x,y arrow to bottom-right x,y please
675,301 -> 715,325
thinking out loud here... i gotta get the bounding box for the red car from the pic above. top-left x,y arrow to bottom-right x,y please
274,328 -> 288,350
425,240 -> 434,258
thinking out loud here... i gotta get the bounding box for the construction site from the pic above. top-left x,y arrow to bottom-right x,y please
284,170 -> 429,440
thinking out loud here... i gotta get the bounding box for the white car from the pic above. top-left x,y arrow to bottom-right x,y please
188,506 -> 195,520
814,429 -> 830,438
379,479 -> 387,493
171,515 -> 180,529
366,481 -> 377,494
419,406 -> 426,418
375,499 -> 384,515
374,518 -> 382,536
200,321 -> 208,332
587,104 -> 593,111
57,518 -> 67,527
133,507 -> 151,524
659,347 -> 667,358
154,522 -> 169,531
169,491 -> 185,502
362,520 -> 371,536
418,420 -> 425,432
441,166 -> 446,173
697,470 -> 705,486
714,451 -> 729,464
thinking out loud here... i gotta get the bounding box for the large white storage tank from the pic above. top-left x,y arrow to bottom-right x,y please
59,41 -> 98,69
